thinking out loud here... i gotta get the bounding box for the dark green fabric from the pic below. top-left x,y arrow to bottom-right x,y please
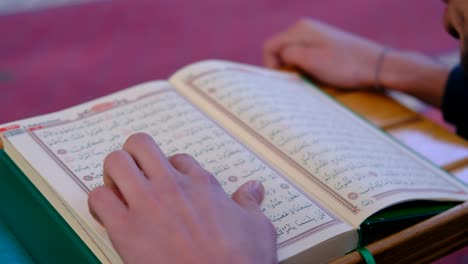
0,150 -> 99,264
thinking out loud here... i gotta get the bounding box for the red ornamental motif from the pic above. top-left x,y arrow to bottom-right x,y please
83,175 -> 94,181
348,192 -> 359,200
29,125 -> 43,131
91,102 -> 114,113
280,183 -> 289,189
0,124 -> 20,132
228,176 -> 238,182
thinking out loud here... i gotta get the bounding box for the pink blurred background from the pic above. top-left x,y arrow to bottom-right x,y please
0,1 -> 464,263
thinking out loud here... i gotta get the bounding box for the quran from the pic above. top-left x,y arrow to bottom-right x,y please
0,60 -> 467,263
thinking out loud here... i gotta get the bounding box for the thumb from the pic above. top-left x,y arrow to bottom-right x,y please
232,180 -> 265,214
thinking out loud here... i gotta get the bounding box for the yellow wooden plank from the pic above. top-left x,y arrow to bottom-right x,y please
333,91 -> 419,128
320,86 -> 348,97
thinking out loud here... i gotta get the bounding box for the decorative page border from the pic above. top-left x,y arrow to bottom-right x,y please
28,89 -> 172,193
22,86 -> 342,250
185,67 -> 467,215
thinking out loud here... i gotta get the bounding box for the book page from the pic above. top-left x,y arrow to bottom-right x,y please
1,80 -> 354,262
169,60 -> 468,226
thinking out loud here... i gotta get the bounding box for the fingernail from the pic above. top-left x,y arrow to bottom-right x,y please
248,181 -> 264,203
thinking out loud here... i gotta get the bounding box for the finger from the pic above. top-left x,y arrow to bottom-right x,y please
168,153 -> 220,186
103,150 -> 148,205
168,153 -> 199,174
231,180 -> 265,215
103,171 -> 125,204
280,44 -> 316,73
88,185 -> 127,228
263,32 -> 292,68
123,133 -> 180,189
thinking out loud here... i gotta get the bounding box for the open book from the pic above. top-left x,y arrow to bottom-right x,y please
1,60 -> 467,263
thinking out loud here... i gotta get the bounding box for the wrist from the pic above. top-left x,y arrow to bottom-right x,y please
379,49 -> 451,106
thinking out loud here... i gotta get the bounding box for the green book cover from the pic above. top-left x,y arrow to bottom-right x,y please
359,200 -> 459,246
0,150 -> 99,264
0,218 -> 34,263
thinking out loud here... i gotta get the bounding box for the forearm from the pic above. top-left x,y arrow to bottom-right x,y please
380,49 -> 451,108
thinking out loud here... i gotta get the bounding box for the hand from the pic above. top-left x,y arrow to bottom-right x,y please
263,18 -> 384,89
88,133 -> 277,264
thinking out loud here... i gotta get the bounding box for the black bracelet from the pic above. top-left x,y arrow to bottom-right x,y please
374,46 -> 390,92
